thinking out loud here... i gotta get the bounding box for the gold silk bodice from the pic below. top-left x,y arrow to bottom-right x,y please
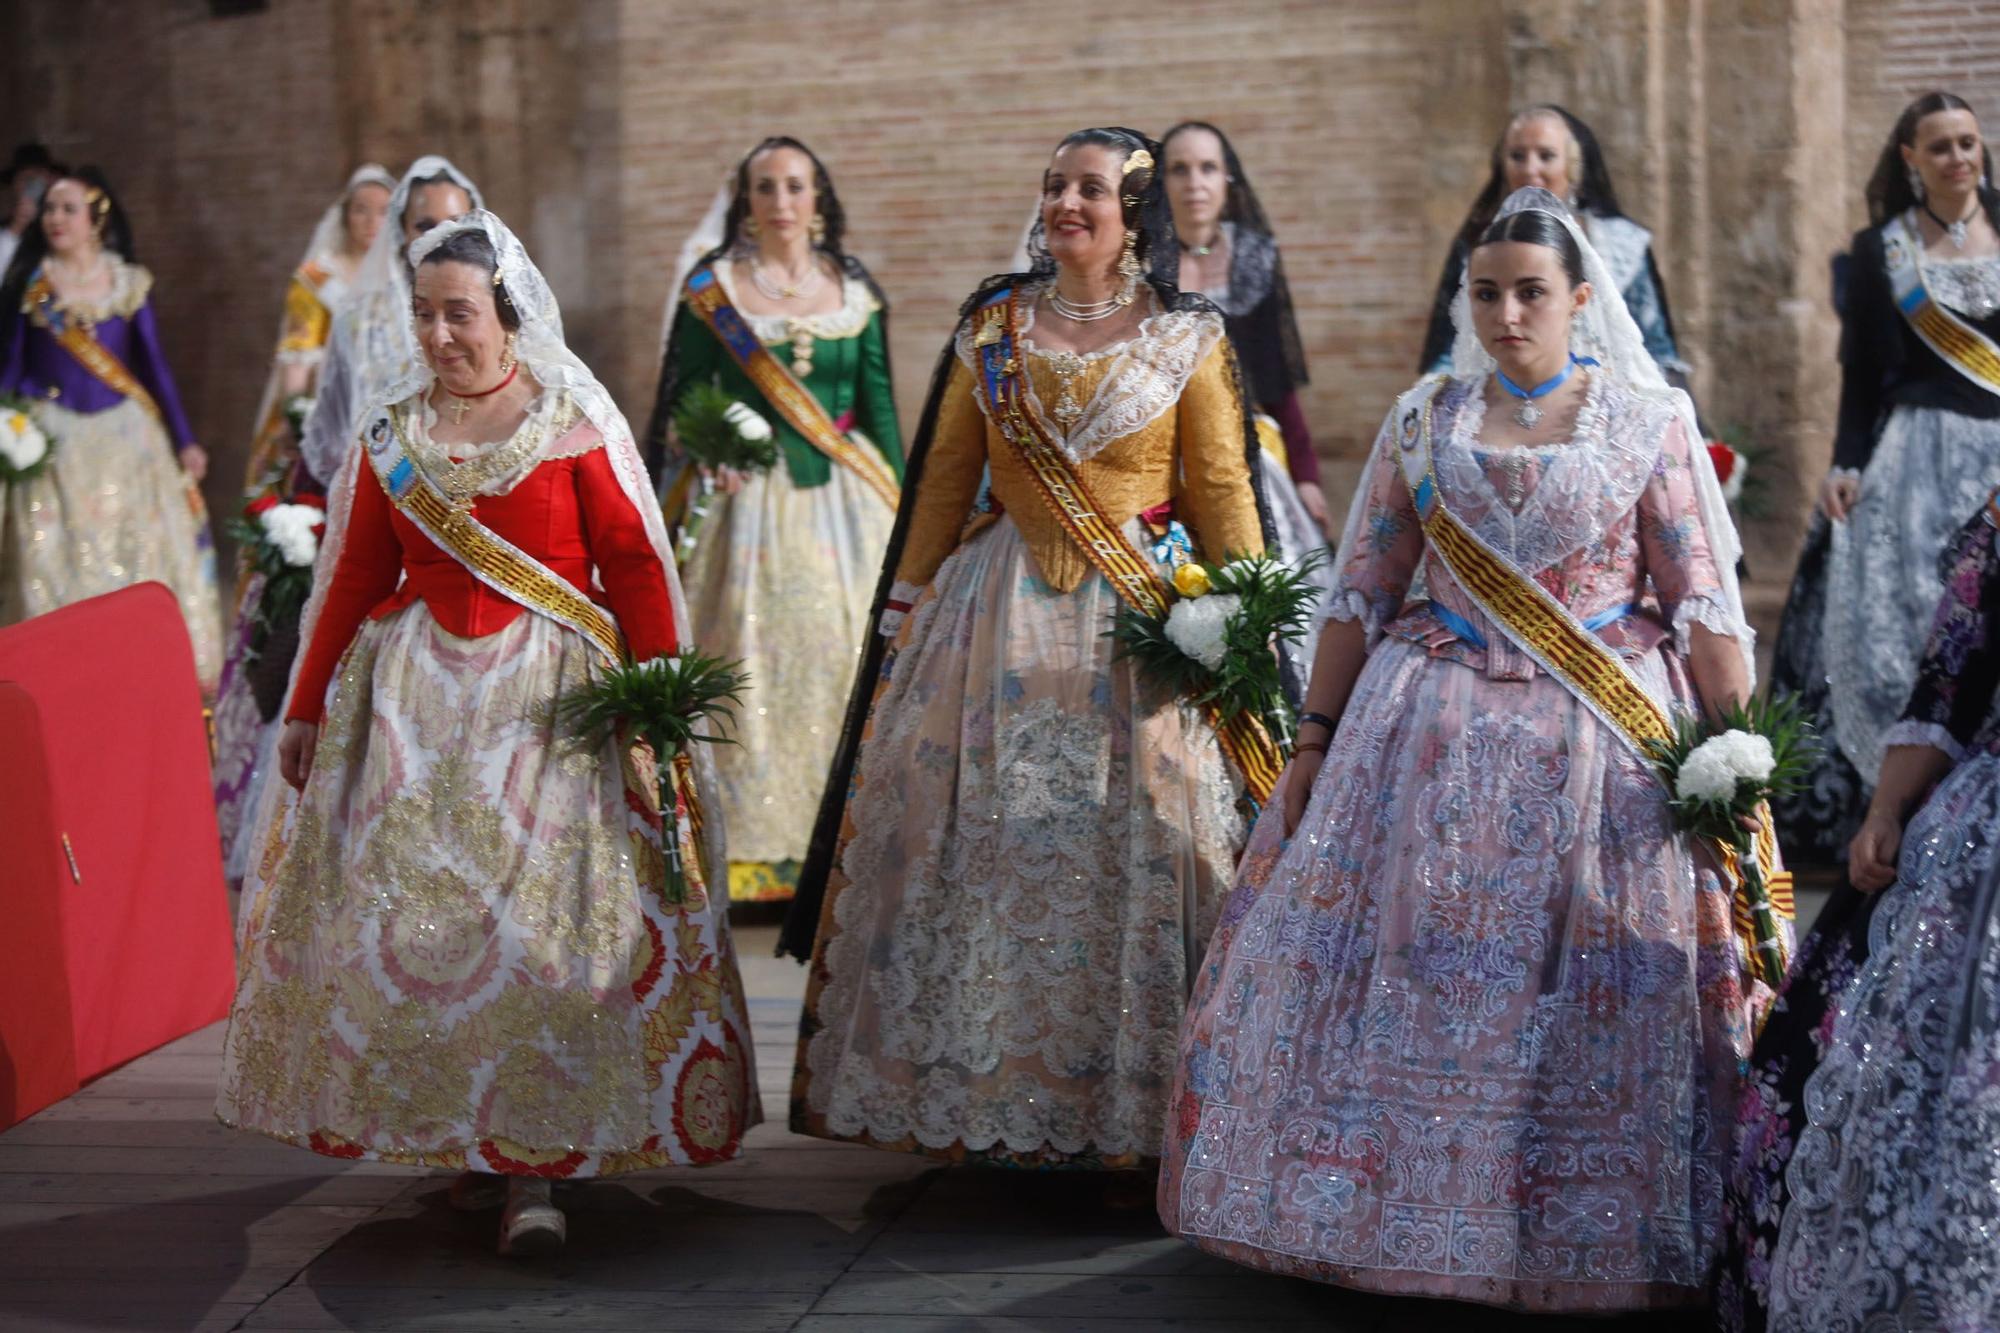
895,319 -> 1265,594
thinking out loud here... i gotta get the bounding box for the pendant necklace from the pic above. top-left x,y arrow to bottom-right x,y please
443,362 -> 518,425
1924,200 -> 1978,250
1496,355 -> 1585,429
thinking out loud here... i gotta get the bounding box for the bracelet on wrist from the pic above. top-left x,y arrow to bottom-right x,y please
1297,711 -> 1336,735
1294,740 -> 1328,758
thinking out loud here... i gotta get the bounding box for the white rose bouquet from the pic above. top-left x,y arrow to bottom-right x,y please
669,384 -> 780,557
1645,693 -> 1819,989
0,396 -> 55,483
1109,550 -> 1326,754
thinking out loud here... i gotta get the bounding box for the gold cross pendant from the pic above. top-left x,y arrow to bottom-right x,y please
446,395 -> 473,425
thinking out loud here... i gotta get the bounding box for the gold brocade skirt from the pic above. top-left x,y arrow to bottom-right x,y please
216,604 -> 761,1175
791,517 -> 1246,1167
0,397 -> 222,691
679,461 -> 893,896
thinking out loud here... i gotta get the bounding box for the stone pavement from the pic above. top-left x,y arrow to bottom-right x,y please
0,920 -> 1767,1332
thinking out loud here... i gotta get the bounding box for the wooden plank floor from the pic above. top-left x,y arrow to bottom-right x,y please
0,920 -> 1772,1332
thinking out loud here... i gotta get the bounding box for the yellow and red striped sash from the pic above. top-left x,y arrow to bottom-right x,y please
1884,212 -> 2000,396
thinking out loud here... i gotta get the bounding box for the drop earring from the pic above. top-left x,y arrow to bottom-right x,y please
1908,166 -> 1927,201
809,214 -> 826,245
1115,228 -> 1141,306
745,217 -> 761,240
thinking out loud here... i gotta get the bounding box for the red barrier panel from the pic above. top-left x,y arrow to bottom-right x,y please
0,583 -> 234,1125
0,684 -> 81,1128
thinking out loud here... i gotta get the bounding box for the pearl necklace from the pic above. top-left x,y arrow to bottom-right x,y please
1048,287 -> 1121,323
749,255 -> 823,301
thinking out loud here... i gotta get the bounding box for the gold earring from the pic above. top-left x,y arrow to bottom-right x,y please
744,217 -> 761,240
501,330 -> 518,373
809,214 -> 826,245
1115,228 -> 1141,306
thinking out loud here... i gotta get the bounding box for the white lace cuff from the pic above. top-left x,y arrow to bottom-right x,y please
1670,593 -> 1754,657
1828,466 -> 1861,484
1881,720 -> 1967,762
878,579 -> 925,638
1324,588 -> 1386,648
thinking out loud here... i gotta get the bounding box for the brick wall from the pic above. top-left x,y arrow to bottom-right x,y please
5,0 -> 2000,584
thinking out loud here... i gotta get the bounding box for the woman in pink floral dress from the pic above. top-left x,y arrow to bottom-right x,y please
1158,190 -> 1766,1313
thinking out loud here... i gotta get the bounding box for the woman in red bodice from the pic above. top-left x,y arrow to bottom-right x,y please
215,210 -> 759,1257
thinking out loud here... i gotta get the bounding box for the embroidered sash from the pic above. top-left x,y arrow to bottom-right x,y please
682,265 -> 900,510
1884,212 -> 2000,397
362,403 -> 713,896
966,287 -> 1285,804
1393,378 -> 1792,980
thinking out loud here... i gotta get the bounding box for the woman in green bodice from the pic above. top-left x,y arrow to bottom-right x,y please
645,136 -> 903,905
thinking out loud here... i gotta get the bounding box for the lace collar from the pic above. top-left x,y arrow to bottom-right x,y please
26,254 -> 152,323
1430,370 -> 1666,574
1922,254 -> 2000,320
402,386 -> 589,504
711,257 -> 877,341
957,283 -> 1224,463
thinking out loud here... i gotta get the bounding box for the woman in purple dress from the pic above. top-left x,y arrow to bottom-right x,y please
0,167 -> 220,687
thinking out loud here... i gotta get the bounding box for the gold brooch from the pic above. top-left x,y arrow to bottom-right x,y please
972,307 -> 1006,348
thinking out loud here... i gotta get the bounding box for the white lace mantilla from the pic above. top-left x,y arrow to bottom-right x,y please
712,257 -> 877,342
955,286 -> 1224,463
1585,214 -> 1652,301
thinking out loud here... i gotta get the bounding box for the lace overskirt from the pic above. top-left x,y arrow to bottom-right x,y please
792,516 -> 1245,1164
1825,404 -> 2000,779
1764,754 -> 2000,1331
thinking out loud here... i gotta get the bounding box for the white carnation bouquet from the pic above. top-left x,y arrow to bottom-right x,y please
1645,693 -> 1818,989
669,384 -> 778,558
1109,550 -> 1326,753
0,396 -> 55,483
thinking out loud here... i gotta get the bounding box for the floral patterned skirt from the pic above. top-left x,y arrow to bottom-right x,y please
1159,639 -> 1756,1313
679,461 -> 893,896
1740,755 -> 2000,1332
0,397 -> 222,690
790,516 -> 1246,1167
216,602 -> 760,1175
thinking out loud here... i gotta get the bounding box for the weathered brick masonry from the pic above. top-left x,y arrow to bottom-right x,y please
4,0 -> 1997,588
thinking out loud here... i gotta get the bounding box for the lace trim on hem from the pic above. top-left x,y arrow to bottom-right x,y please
1880,719 -> 1967,762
